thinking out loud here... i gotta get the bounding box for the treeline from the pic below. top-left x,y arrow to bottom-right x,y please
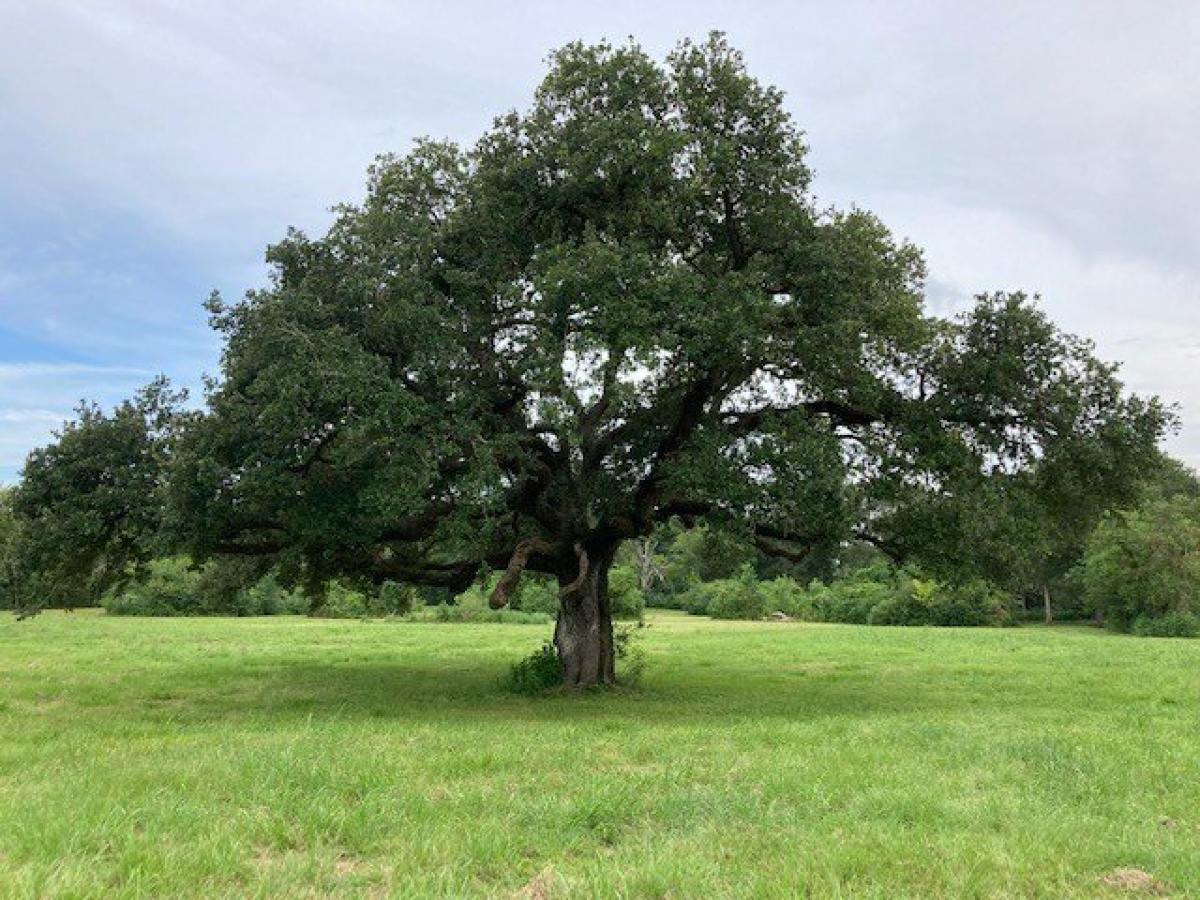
3,455 -> 1198,637
660,562 -> 1015,627
5,550 -> 647,624
618,524 -> 1016,625
618,456 -> 1200,636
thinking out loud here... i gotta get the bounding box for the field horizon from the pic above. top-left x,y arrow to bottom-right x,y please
2,609 -> 1197,897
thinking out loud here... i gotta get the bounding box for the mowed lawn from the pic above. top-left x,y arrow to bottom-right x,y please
1,611 -> 1198,898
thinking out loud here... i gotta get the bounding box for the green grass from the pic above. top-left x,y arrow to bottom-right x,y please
1,610 -> 1198,898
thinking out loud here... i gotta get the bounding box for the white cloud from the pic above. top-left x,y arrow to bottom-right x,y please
0,0 -> 1197,474
847,193 -> 1200,468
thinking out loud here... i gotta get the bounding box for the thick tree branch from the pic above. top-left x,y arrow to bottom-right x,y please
631,374 -> 720,517
488,538 -> 557,608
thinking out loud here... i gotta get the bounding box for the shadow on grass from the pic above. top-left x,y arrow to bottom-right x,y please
116,652 -> 1038,730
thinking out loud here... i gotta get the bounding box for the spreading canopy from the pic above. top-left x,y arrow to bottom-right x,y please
8,35 -> 1170,683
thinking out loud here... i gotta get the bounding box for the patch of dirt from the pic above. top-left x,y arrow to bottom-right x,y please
251,846 -> 291,869
512,866 -> 560,899
1098,868 -> 1172,895
334,855 -> 364,877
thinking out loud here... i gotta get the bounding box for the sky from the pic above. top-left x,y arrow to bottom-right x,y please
1,0 -> 1198,482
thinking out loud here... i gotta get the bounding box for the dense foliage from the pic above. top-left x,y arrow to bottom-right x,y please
1078,496 -> 1200,636
0,488 -> 15,609
99,558 -> 299,617
6,381 -> 184,611
4,35 -> 1172,679
679,563 -> 1015,627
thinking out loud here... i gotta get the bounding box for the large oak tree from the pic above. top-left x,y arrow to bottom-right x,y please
10,36 -> 1168,685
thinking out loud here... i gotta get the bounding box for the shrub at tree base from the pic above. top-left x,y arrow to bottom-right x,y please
506,642 -> 563,694
507,624 -> 648,694
613,623 -> 648,687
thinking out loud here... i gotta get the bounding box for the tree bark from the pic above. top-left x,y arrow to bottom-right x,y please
554,543 -> 617,689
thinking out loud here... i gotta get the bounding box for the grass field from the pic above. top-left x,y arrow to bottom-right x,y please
1,610 -> 1198,898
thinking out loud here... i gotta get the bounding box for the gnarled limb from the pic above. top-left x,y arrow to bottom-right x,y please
488,538 -> 556,608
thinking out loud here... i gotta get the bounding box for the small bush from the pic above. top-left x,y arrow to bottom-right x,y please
758,576 -> 815,620
1132,612 -> 1200,638
506,625 -> 648,694
512,577 -> 559,615
103,558 -> 201,616
867,579 -> 937,625
378,581 -> 417,616
932,579 -> 1015,627
308,582 -> 374,618
614,622 -> 648,686
1078,497 -> 1200,631
710,570 -> 766,620
507,642 -> 562,694
814,581 -> 890,624
608,566 -> 646,620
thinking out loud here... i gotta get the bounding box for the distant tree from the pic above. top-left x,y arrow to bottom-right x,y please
623,534 -> 666,596
1078,495 -> 1200,632
658,524 -> 756,595
1140,455 -> 1200,503
9,36 -> 1169,686
6,379 -> 185,610
0,487 -> 17,609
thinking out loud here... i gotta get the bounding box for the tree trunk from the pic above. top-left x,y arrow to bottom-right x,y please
1043,583 -> 1053,625
633,536 -> 662,594
554,544 -> 616,689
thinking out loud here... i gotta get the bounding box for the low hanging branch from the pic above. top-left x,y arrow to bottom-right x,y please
488,538 -> 555,609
